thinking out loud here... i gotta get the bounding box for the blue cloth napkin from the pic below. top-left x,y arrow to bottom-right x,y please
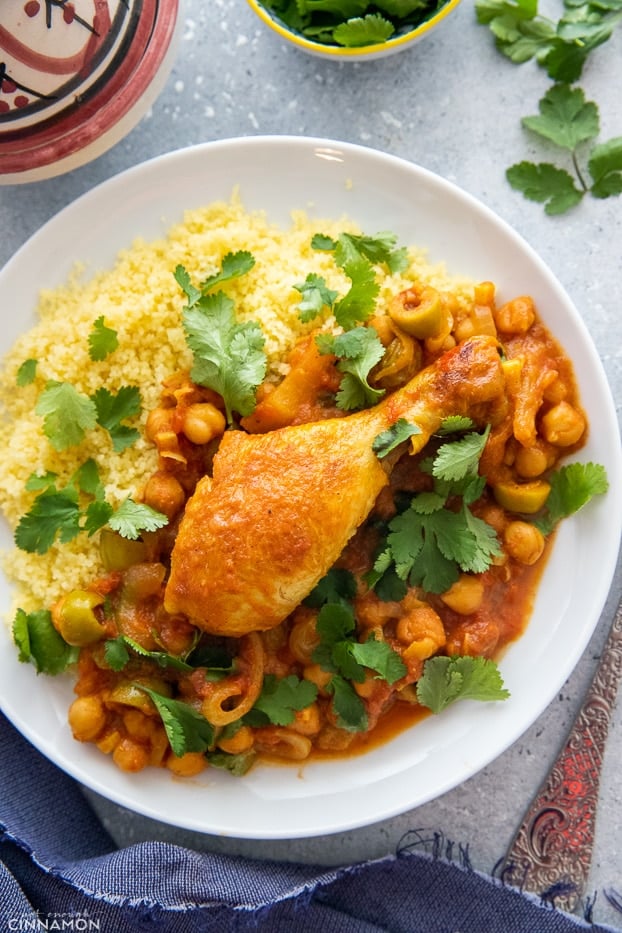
1,712 -> 619,933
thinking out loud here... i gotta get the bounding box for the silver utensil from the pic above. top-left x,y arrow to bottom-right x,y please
500,597 -> 622,912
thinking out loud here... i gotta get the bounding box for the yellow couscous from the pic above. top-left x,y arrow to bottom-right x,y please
0,194 -> 474,614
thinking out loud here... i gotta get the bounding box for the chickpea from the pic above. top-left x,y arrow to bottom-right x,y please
68,695 -> 107,742
182,403 -> 226,445
396,605 -> 446,660
112,737 -> 150,772
145,407 -> 175,442
541,401 -> 586,447
166,751 -> 208,777
504,521 -> 545,565
441,575 -> 484,615
303,663 -> 332,694
514,443 -> 552,479
122,709 -> 155,742
218,725 -> 255,755
493,295 -> 536,335
143,470 -> 186,520
96,729 -> 121,755
290,703 -> 321,736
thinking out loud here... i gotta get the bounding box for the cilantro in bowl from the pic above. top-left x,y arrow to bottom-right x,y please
258,0 -> 450,49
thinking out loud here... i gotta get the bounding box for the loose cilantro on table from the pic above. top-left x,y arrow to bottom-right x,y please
506,84 -> 622,214
13,608 -> 78,675
475,0 -> 622,214
88,316 -> 119,361
417,655 -> 510,713
175,258 -> 267,425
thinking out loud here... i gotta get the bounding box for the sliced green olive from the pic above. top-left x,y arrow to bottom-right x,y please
100,528 -> 148,571
493,479 -> 551,514
56,590 -> 106,646
389,287 -> 443,339
110,678 -> 173,714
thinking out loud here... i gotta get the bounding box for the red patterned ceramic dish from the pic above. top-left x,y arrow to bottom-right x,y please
0,0 -> 180,183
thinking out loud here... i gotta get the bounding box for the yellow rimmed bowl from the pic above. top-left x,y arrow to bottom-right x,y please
246,0 -> 462,61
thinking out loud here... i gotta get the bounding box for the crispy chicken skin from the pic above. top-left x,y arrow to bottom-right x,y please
164,336 -> 506,636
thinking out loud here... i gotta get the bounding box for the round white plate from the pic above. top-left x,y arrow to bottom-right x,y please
1,137 -> 620,839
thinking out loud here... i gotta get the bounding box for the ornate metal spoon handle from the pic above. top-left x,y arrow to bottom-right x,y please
501,598 -> 622,912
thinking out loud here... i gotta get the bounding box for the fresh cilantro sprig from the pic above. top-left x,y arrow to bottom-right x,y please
34,381 -> 142,452
475,0 -> 622,83
138,687 -> 215,757
417,655 -> 510,713
13,607 -> 79,675
312,601 -> 407,731
175,259 -> 267,424
370,426 -> 502,594
14,461 -> 167,554
16,358 -> 38,386
316,327 -> 386,410
244,674 -> 318,727
507,84 -> 622,214
294,273 -> 339,323
535,461 -> 609,534
475,0 -> 621,214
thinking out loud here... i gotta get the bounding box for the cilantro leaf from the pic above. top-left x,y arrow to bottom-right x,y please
245,674 -> 318,727
83,499 -> 114,536
333,13 -> 395,46
417,655 -> 510,713
138,687 -> 215,756
432,426 -> 490,482
506,161 -> 584,214
105,635 -> 194,672
316,326 -> 385,411
104,637 -> 131,672
295,273 -> 338,323
88,316 -> 119,361
328,674 -> 368,731
304,568 -> 357,608
14,487 -> 81,553
588,136 -> 622,197
91,386 -> 141,453
535,461 -> 609,534
207,750 -> 256,775
350,634 -> 407,684
335,231 -> 409,274
35,381 -> 97,451
181,288 -> 267,424
16,358 -> 38,386
436,416 -> 475,435
373,419 -> 422,458
108,498 -> 168,539
200,251 -> 256,291
13,608 -> 78,675
521,83 -> 599,150
332,257 -> 380,329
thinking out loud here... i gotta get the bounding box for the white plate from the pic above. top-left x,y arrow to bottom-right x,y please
1,137 -> 620,839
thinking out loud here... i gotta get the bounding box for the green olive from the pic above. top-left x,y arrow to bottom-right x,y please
56,590 -> 106,646
99,528 -> 148,571
110,678 -> 173,714
389,287 -> 443,339
493,479 -> 551,514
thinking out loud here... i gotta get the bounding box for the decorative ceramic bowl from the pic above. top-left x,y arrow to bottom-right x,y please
0,0 -> 180,184
245,0 -> 461,61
